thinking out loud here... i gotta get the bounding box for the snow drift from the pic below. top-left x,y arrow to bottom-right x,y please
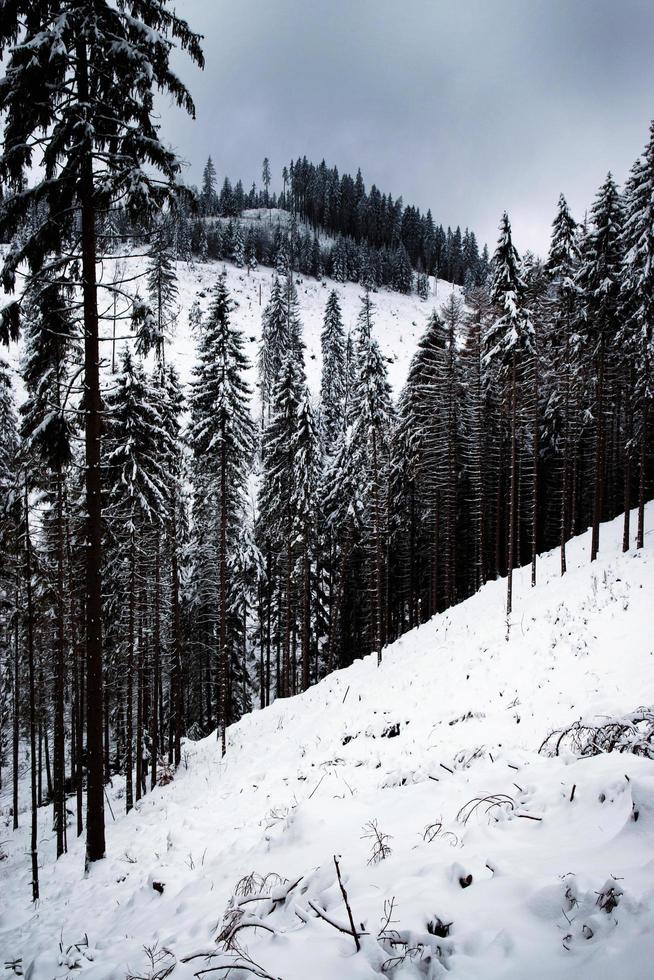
1,506 -> 653,979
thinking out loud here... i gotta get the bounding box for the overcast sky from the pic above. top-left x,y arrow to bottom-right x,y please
164,0 -> 654,257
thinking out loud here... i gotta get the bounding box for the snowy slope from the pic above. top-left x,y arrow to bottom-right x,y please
1,508 -> 653,979
144,257 -> 458,398
1,247 -> 459,405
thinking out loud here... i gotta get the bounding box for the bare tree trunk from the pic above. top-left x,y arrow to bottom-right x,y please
150,533 -> 161,786
507,355 -> 518,624
637,403 -> 648,550
12,571 -> 19,831
218,437 -> 228,755
591,336 -> 605,562
372,430 -> 384,665
170,508 -> 182,767
77,39 -> 105,866
24,481 -> 39,900
53,470 -> 66,857
531,344 -> 539,588
125,535 -> 135,812
301,531 -> 310,692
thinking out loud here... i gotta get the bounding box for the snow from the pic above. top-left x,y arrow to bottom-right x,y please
100,255 -> 459,402
2,506 -> 653,979
1,244 -> 458,412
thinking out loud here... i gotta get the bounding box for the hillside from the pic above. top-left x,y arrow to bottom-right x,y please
2,507 -> 653,979
127,255 -> 458,399
1,248 -> 459,406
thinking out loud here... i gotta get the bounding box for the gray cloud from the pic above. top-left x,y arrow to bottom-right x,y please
164,0 -> 654,256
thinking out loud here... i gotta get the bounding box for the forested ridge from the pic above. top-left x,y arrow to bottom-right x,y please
189,153 -> 489,292
0,2 -> 652,908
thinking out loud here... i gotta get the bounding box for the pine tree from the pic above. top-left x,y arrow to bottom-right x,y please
545,194 -> 580,574
319,290 -> 346,445
486,213 -> 534,623
577,174 -> 624,562
258,353 -> 306,696
262,157 -> 272,206
620,121 -> 654,550
188,273 -> 256,754
350,295 -> 393,663
201,156 -> 217,215
143,221 -> 179,363
232,225 -> 245,268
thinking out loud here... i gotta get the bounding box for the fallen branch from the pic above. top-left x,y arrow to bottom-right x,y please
334,855 -> 361,951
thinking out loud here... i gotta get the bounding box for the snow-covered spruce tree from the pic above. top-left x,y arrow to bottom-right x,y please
19,279 -> 77,857
544,194 -> 581,574
416,272 -> 430,300
188,273 -> 256,756
0,1 -> 203,864
393,244 -> 414,294
153,365 -> 186,767
232,225 -> 245,268
229,505 -> 264,717
461,285 -> 494,592
104,348 -> 173,809
259,275 -> 290,423
201,156 -> 218,215
620,121 -> 654,551
350,294 -> 393,664
293,390 -> 321,690
321,428 -> 366,670
390,384 -> 423,631
257,344 -> 309,697
332,236 -> 349,283
522,252 -> 548,588
319,290 -> 347,447
143,219 -> 179,364
576,174 -> 624,562
440,292 -> 465,607
485,213 -> 534,623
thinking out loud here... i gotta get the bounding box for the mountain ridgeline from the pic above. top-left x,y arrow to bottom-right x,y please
186,154 -> 490,293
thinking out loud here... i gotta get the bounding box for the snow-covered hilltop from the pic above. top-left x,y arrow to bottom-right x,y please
2,506 -> 652,979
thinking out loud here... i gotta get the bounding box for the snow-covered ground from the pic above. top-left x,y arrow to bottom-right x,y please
2,249 -> 459,408
2,506 -> 653,979
144,257 -> 457,398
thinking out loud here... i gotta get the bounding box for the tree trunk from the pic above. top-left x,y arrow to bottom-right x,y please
218,436 -> 228,755
150,533 -> 161,787
125,535 -> 135,812
531,344 -> 539,588
77,39 -> 105,865
637,403 -> 648,550
170,507 -> 182,767
53,470 -> 66,857
591,336 -> 605,562
24,481 -> 39,901
507,354 -> 518,623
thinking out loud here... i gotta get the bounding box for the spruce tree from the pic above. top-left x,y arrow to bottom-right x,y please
545,194 -> 580,574
188,273 -> 256,754
319,290 -> 347,446
577,174 -> 624,562
486,213 -> 534,623
201,156 -> 217,215
620,122 -> 654,550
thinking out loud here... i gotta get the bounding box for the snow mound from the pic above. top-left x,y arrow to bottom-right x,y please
1,507 -> 653,979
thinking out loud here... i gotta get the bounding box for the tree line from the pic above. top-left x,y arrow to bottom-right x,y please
195,153 -> 490,291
